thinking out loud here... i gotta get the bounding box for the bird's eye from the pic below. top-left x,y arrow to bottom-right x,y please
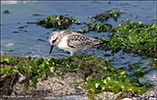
52,39 -> 56,43
52,38 -> 58,43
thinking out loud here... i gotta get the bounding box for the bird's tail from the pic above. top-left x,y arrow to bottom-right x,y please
100,40 -> 109,44
93,39 -> 109,46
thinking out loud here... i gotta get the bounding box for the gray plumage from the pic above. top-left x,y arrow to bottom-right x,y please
67,33 -> 104,48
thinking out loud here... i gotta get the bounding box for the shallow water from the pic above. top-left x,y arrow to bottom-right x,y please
1,0 -> 156,92
2,1 -> 156,59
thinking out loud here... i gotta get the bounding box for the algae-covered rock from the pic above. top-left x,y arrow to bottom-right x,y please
90,10 -> 120,22
0,53 -> 111,98
0,54 -> 155,99
37,15 -> 78,29
76,57 -> 112,81
3,10 -> 10,14
0,72 -> 19,96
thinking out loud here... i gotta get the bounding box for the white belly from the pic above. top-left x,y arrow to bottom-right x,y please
57,37 -> 71,52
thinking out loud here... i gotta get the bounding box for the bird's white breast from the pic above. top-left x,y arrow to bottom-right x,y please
57,36 -> 70,52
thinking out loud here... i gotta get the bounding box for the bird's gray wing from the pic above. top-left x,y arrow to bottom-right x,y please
67,34 -> 102,48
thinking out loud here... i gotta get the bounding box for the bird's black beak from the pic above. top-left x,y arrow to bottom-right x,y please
49,45 -> 54,54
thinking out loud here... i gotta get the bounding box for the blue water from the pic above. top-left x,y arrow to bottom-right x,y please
1,0 -> 156,82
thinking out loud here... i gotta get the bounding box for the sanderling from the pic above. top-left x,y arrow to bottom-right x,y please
49,30 -> 108,56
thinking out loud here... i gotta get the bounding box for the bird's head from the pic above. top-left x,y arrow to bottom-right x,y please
48,31 -> 61,54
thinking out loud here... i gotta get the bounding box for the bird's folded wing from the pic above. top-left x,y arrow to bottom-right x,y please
67,34 -> 101,48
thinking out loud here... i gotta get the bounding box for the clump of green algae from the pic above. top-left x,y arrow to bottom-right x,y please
37,15 -> 80,29
0,53 -> 155,99
90,10 -> 120,22
98,18 -> 157,57
3,10 -> 10,14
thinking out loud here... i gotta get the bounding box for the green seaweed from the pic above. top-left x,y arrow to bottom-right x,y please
84,22 -> 113,32
0,53 -> 155,99
149,58 -> 157,70
98,19 -> 157,57
3,10 -> 10,14
74,29 -> 89,34
127,62 -> 155,79
13,30 -> 19,33
90,10 -> 120,22
32,14 -> 44,16
37,15 -> 78,29
80,66 -> 154,99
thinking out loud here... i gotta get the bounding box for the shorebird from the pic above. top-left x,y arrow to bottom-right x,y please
49,30 -> 108,56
